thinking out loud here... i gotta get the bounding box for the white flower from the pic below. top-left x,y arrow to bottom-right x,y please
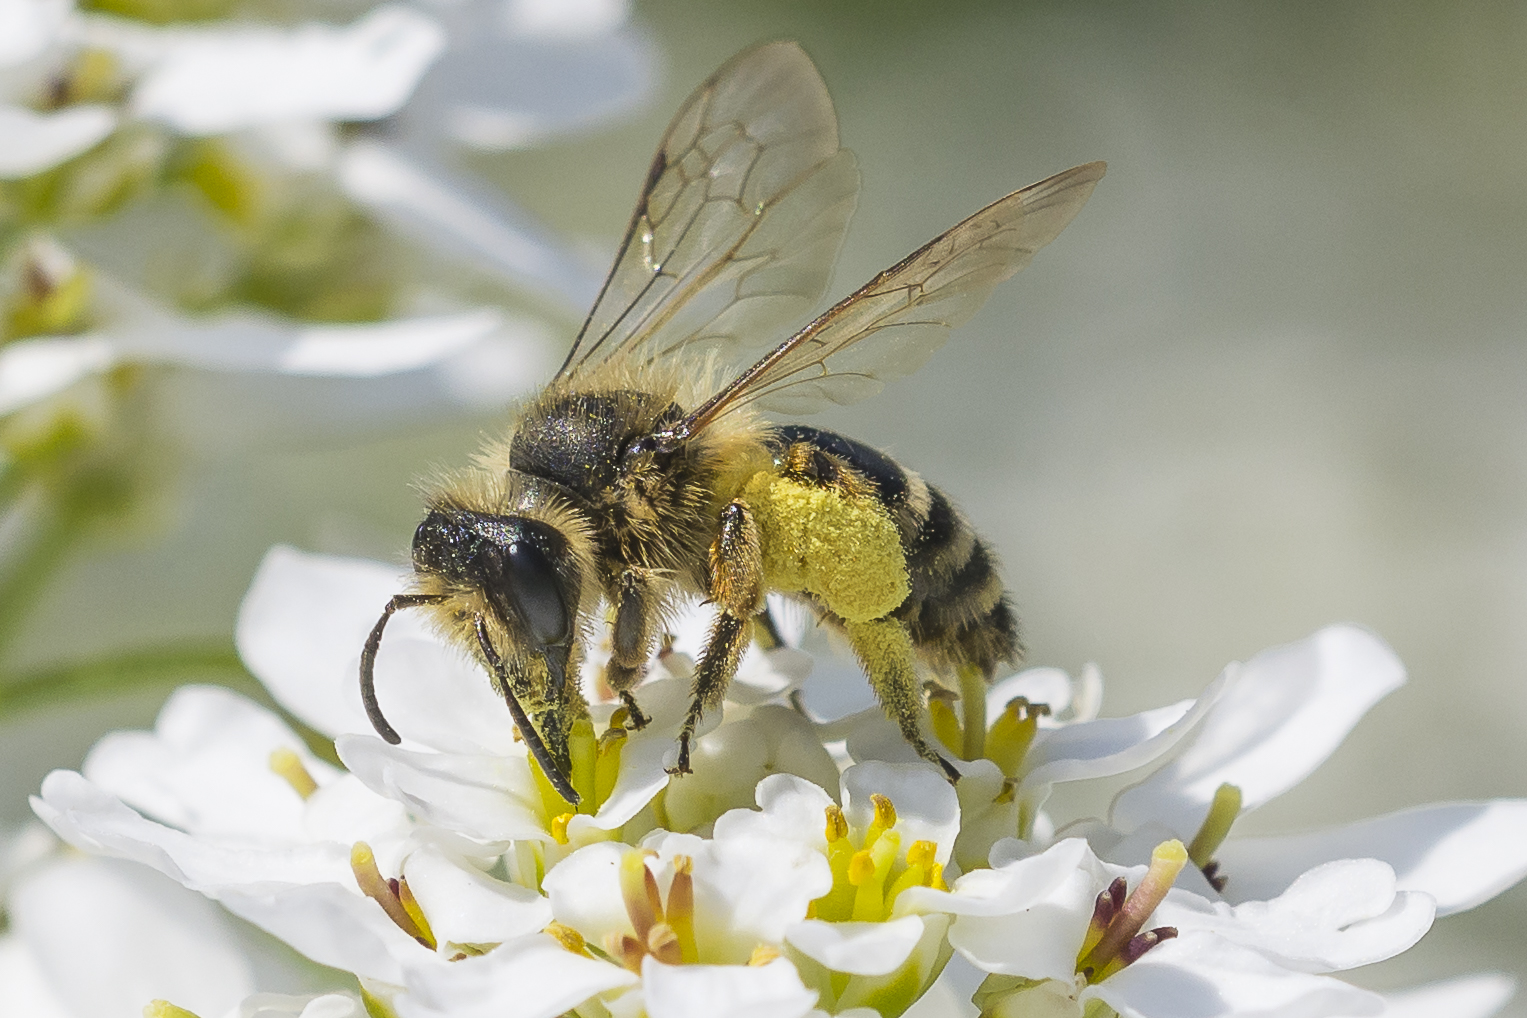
128,6 -> 446,135
1074,626 -> 1527,914
0,104 -> 116,178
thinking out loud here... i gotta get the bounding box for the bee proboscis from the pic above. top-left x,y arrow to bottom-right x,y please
360,41 -> 1104,804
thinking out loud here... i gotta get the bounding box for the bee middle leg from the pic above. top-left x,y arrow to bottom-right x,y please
672,499 -> 763,775
843,616 -> 962,784
604,567 -> 663,729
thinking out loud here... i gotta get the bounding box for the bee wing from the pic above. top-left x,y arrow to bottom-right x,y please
556,41 -> 860,380
668,161 -> 1106,438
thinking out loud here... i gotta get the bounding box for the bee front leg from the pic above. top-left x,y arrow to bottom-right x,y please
672,499 -> 764,775
605,567 -> 659,729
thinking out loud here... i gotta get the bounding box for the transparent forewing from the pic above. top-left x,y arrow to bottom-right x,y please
674,161 -> 1106,433
557,42 -> 859,380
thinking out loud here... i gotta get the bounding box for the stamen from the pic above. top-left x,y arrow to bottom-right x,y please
1186,783 -> 1242,891
569,719 -> 597,814
886,839 -> 939,908
550,812 -> 574,845
816,805 -> 857,921
864,794 -> 897,850
544,921 -> 588,955
928,693 -> 963,757
646,923 -> 683,965
749,944 -> 781,966
1119,927 -> 1178,967
666,855 -> 698,964
850,830 -> 901,922
351,842 -> 434,949
144,1001 -> 201,1018
608,932 -> 645,974
595,725 -> 628,808
268,748 -> 317,799
958,664 -> 988,761
396,877 -> 436,949
1077,841 -> 1187,982
985,697 -> 1050,778
620,850 -> 663,941
1078,876 -> 1127,962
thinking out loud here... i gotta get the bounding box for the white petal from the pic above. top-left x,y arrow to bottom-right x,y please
337,736 -> 545,843
0,0 -> 70,68
114,308 -> 508,378
237,993 -> 365,1018
0,935 -> 72,1018
1372,974 -> 1516,1018
1090,933 -> 1383,1018
592,677 -> 727,830
0,104 -> 115,178
11,856 -> 254,1018
843,762 -> 960,866
785,916 -> 925,976
133,6 -> 445,134
0,336 -> 114,415
402,845 -> 552,946
83,685 -> 337,842
503,0 -> 628,39
1215,799 -> 1527,916
642,956 -> 819,1018
398,934 -> 635,1018
713,773 -> 836,849
1111,625 -> 1405,835
1018,671 -> 1227,822
1159,859 -> 1434,972
236,546 -> 416,738
542,842 -> 631,947
985,667 -> 1074,725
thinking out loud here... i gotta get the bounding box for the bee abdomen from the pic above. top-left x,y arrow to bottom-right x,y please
769,425 -> 1021,677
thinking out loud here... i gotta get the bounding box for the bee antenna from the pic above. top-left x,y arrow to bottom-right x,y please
361,593 -> 448,745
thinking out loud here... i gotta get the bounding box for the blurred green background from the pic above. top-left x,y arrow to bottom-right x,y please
3,0 -> 1524,1006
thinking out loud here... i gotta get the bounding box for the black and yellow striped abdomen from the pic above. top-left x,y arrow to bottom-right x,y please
767,425 -> 1021,679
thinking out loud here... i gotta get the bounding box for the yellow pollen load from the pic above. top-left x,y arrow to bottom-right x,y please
811,797 -> 945,924
267,747 -> 317,799
742,472 -> 909,622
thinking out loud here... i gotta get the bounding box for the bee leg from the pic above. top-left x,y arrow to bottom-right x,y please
844,617 -> 962,784
605,567 -> 659,729
672,500 -> 764,776
474,614 -> 581,806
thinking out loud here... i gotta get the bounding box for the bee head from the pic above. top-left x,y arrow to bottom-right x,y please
410,508 -> 581,676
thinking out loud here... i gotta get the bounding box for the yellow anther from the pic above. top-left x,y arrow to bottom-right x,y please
395,877 -> 436,950
268,748 -> 317,799
985,697 -> 1047,778
550,812 -> 574,845
864,794 -> 897,851
824,804 -> 849,843
749,944 -> 781,966
544,921 -> 588,955
667,855 -> 697,964
144,1001 -> 202,1018
569,718 -> 597,814
620,850 -> 663,941
847,850 -> 877,886
350,843 -> 432,948
927,862 -> 947,891
609,707 -> 631,730
905,840 -> 938,868
850,831 -> 901,923
928,696 -> 963,757
1187,783 -> 1243,870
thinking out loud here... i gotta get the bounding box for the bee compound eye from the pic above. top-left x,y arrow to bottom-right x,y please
506,538 -> 569,648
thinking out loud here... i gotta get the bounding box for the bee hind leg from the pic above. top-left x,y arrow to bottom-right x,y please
844,617 -> 962,784
672,500 -> 763,776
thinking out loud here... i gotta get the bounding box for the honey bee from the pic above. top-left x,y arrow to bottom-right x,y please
360,42 -> 1104,805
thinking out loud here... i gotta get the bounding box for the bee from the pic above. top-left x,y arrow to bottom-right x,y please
359,41 -> 1103,805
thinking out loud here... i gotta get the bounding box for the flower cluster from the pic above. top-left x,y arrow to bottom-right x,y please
19,545 -> 1527,1018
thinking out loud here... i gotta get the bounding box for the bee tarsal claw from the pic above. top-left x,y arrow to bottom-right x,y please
618,691 -> 651,731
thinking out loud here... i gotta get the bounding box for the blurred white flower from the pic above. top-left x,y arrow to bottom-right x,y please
0,104 -> 116,178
